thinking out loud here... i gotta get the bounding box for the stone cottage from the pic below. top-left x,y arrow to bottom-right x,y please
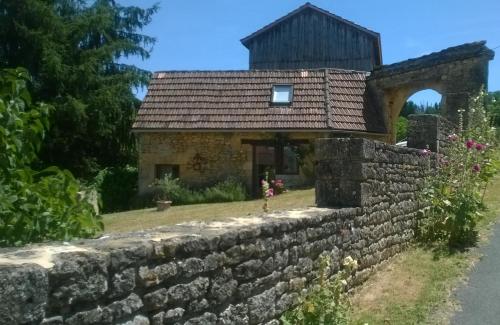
132,2 -> 494,195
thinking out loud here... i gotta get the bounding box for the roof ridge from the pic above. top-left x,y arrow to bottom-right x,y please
152,68 -> 369,75
240,2 -> 379,47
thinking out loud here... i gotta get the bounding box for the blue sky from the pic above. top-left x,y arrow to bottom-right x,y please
120,0 -> 500,105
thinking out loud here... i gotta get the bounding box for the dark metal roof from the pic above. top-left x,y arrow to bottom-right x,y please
133,69 -> 386,133
240,2 -> 380,48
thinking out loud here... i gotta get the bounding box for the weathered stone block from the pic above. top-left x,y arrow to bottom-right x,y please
143,288 -> 168,311
234,259 -> 263,280
117,315 -> 150,325
109,267 -> 136,298
218,303 -> 249,324
49,252 -> 109,308
248,288 -> 276,324
184,312 -> 217,325
0,264 -> 48,324
209,268 -> 237,303
167,277 -> 209,304
178,257 -> 204,278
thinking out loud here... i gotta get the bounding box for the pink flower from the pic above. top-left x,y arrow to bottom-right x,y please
472,164 -> 481,173
419,148 -> 431,157
466,139 -> 475,149
448,134 -> 459,142
475,143 -> 485,151
265,188 -> 274,198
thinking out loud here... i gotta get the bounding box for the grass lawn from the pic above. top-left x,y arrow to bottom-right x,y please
102,188 -> 315,233
350,174 -> 500,325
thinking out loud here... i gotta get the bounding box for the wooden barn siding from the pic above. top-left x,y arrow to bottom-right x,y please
249,10 -> 377,71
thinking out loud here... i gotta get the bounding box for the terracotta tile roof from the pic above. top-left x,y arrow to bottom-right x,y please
133,69 -> 386,133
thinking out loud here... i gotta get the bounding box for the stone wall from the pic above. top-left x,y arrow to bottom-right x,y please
0,138 -> 431,325
137,132 -> 329,194
407,114 -> 456,153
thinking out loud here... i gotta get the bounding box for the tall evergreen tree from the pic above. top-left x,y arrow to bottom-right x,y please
0,0 -> 158,177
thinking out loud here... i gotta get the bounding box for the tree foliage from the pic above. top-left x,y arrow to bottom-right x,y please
396,116 -> 408,141
0,0 -> 158,177
0,68 -> 102,246
486,91 -> 500,128
400,100 -> 441,118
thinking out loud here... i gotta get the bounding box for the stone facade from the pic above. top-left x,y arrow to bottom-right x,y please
138,132 -> 255,193
0,137 -> 432,325
137,132 -> 387,194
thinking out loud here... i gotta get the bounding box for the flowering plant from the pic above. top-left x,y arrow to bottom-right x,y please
420,90 -> 499,247
271,178 -> 287,195
281,256 -> 358,325
261,172 -> 274,212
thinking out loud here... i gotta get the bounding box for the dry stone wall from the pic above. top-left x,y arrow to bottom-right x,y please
0,138 -> 431,325
407,114 -> 457,154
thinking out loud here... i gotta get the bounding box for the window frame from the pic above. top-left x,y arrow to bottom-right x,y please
271,84 -> 294,105
155,164 -> 180,180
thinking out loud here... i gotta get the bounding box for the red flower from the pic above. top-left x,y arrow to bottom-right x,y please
472,164 -> 481,173
466,139 -> 475,149
475,143 -> 485,151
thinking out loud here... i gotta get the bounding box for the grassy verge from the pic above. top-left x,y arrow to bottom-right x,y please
102,188 -> 315,233
350,174 -> 500,325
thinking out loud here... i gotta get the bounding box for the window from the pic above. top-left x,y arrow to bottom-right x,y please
281,145 -> 299,174
275,145 -> 299,175
272,85 -> 293,104
155,164 -> 179,180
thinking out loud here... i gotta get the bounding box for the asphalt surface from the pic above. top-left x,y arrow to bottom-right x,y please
451,222 -> 500,325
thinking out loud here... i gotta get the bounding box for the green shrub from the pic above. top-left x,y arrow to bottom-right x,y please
281,256 -> 358,325
151,174 -> 247,205
202,178 -> 247,203
396,116 -> 409,141
93,166 -> 138,213
0,68 -> 102,246
419,90 -> 499,248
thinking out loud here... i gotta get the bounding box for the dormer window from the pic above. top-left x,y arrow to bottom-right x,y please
272,85 -> 293,104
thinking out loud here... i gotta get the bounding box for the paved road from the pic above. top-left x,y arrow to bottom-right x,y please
451,222 -> 500,325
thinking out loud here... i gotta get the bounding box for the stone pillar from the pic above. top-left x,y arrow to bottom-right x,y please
315,137 -> 430,208
407,114 -> 456,153
315,138 -> 374,207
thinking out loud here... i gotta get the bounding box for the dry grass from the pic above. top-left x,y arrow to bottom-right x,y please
350,174 -> 500,325
102,188 -> 315,233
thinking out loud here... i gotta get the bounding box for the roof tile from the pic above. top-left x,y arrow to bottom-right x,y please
133,69 -> 385,133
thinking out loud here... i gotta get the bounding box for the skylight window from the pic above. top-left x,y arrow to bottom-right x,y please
272,85 -> 293,104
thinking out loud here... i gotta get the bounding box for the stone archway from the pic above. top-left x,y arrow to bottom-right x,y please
367,41 -> 495,143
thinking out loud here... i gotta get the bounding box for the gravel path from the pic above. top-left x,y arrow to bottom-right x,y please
451,222 -> 500,325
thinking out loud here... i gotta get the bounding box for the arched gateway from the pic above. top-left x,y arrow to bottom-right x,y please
367,41 -> 495,142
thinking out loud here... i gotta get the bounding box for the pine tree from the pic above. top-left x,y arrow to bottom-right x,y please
0,0 -> 158,177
